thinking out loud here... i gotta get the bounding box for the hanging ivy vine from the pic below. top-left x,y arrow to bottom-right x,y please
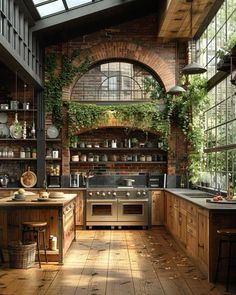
44,49 -> 208,183
44,49 -> 91,128
66,101 -> 170,150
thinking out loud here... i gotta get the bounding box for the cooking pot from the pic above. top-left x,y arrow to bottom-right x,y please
124,179 -> 135,186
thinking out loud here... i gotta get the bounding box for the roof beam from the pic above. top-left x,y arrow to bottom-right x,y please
158,0 -> 220,39
32,0 -> 137,32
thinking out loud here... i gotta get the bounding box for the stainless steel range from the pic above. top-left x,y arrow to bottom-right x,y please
86,188 -> 150,229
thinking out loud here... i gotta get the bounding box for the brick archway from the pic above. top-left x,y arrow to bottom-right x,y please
62,41 -> 175,100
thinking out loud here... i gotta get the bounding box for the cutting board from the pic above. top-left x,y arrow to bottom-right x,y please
206,199 -> 236,204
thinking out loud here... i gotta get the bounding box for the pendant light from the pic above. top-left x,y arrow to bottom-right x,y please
182,0 -> 207,75
167,41 -> 186,95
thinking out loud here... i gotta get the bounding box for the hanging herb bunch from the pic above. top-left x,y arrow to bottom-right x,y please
44,49 -> 91,128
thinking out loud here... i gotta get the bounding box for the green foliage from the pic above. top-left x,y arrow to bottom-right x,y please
66,102 -> 170,150
216,35 -> 236,59
144,76 -> 208,184
44,50 -> 91,128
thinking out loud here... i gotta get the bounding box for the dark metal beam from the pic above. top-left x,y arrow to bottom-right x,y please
32,0 -> 140,32
0,35 -> 43,89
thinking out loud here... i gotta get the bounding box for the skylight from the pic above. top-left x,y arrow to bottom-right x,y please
32,0 -> 96,18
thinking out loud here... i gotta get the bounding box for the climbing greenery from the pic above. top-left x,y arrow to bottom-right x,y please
66,101 -> 170,150
44,50 -> 91,128
144,76 -> 208,184
44,49 -> 208,183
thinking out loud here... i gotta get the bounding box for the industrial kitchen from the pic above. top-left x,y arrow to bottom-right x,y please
0,0 -> 236,294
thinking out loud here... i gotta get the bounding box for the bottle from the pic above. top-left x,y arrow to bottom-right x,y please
20,147 -> 25,158
227,174 -> 234,200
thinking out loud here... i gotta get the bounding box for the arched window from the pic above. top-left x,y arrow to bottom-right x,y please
71,61 -> 162,103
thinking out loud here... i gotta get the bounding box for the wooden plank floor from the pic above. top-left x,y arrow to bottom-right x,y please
0,227 -> 235,294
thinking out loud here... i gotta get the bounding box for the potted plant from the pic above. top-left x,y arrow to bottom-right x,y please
216,36 -> 236,72
70,135 -> 78,148
131,138 -> 139,148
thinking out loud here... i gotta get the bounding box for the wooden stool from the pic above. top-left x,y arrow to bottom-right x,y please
22,221 -> 48,268
215,228 -> 236,292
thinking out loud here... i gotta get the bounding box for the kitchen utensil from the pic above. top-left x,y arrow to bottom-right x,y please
20,167 -> 37,188
47,125 -> 59,139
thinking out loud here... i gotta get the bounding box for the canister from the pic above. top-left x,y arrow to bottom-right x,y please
80,154 -> 87,162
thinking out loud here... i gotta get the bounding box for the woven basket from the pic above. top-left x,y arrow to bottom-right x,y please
8,241 -> 36,269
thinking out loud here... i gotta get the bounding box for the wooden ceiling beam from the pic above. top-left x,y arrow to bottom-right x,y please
158,0 -> 218,39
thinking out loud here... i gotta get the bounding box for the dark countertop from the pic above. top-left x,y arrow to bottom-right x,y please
166,188 -> 236,210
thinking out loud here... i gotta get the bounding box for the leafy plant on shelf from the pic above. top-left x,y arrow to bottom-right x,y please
216,35 -> 236,59
44,50 -> 91,129
66,101 -> 170,150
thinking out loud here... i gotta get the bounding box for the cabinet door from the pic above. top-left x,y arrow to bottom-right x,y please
179,209 -> 187,246
197,208 -> 209,267
186,224 -> 197,257
165,193 -> 173,231
75,192 -> 84,226
173,197 -> 180,238
151,191 -> 164,225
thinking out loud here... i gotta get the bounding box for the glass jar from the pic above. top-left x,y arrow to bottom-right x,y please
52,148 -> 59,158
94,154 -> 100,162
25,147 -> 31,158
146,155 -> 152,162
20,147 -> 25,158
101,154 -> 108,162
139,155 -> 146,161
80,154 -> 87,162
88,153 -> 94,162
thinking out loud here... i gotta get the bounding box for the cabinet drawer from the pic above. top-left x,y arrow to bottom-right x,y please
152,191 -> 161,197
179,199 -> 187,210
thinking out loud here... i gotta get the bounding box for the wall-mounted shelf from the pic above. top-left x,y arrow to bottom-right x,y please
0,158 -> 37,160
70,161 -> 167,164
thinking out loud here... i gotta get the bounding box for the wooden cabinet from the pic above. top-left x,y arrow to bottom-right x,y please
186,202 -> 197,257
75,191 -> 84,226
179,199 -> 187,247
165,192 -> 174,230
197,208 -> 209,271
164,192 -> 209,277
151,191 -> 164,225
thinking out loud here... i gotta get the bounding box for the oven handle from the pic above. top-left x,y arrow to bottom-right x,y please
117,199 -> 149,202
86,199 -> 117,202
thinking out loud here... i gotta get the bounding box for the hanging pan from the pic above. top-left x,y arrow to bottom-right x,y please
20,167 -> 37,188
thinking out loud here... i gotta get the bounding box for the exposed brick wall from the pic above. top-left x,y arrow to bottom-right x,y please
45,14 -> 188,178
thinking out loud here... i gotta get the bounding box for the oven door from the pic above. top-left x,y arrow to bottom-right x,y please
86,199 -> 117,222
117,199 -> 149,223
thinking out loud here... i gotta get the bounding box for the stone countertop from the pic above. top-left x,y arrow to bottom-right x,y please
166,188 -> 236,210
0,193 -> 77,207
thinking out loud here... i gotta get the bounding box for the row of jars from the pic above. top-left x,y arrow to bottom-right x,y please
71,153 -> 165,162
0,146 -> 37,158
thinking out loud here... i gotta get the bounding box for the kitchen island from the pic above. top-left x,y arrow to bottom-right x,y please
0,192 -> 77,264
164,188 -> 236,283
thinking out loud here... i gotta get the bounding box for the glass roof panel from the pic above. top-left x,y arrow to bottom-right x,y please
33,0 -> 49,4
66,0 -> 92,9
36,0 -> 65,17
